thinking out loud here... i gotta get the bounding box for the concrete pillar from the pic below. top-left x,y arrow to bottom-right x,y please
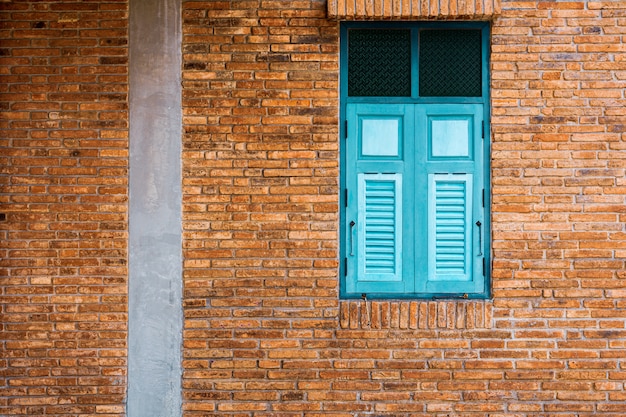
128,0 -> 182,415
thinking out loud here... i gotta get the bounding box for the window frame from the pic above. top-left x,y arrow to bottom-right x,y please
339,21 -> 492,300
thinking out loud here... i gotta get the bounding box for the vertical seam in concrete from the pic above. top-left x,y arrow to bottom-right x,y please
128,0 -> 182,416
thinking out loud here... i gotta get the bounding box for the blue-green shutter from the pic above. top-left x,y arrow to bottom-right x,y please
420,105 -> 485,295
345,104 -> 413,295
344,103 -> 486,297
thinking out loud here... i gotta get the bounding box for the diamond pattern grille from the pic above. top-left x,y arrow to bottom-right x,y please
419,29 -> 482,97
348,29 -> 411,97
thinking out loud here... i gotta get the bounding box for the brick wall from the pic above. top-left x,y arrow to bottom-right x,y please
0,1 -> 128,416
2,0 -> 626,416
181,0 -> 341,414
489,1 -> 626,413
182,1 -> 626,416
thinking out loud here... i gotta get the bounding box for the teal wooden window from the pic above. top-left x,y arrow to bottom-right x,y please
341,22 -> 490,299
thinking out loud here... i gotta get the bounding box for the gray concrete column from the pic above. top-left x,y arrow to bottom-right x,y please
128,0 -> 182,416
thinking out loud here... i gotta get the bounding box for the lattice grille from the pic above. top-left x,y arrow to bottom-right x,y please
348,29 -> 411,97
419,30 -> 482,97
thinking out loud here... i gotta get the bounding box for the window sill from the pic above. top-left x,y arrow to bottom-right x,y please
339,299 -> 494,330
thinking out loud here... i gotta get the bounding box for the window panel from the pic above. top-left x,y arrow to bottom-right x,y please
358,174 -> 403,282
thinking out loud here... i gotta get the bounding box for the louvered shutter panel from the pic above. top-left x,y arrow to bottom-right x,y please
357,173 -> 402,282
428,174 -> 473,283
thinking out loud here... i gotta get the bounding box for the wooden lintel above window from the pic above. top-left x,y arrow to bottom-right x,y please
327,0 -> 501,20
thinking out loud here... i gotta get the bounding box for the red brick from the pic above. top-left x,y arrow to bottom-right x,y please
5,0 -> 626,416
1,1 -> 128,415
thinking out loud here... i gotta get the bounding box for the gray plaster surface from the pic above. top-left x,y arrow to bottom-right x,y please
128,0 -> 182,415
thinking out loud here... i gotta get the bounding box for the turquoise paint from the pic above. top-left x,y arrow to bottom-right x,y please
430,118 -> 470,158
428,175 -> 472,281
361,118 -> 400,157
346,104 -> 414,295
358,174 -> 403,282
340,22 -> 491,299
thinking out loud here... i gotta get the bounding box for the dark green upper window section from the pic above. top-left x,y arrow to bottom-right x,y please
419,29 -> 482,97
348,29 -> 412,97
347,26 -> 483,98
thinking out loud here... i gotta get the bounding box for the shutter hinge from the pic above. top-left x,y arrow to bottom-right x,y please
482,258 -> 486,276
344,120 -> 348,139
481,121 -> 484,139
344,258 -> 348,276
482,189 -> 485,208
345,189 -> 348,207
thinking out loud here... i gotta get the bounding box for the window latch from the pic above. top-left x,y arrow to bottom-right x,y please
475,220 -> 483,256
349,220 -> 356,256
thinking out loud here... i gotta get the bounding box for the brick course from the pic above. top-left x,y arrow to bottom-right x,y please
328,0 -> 501,19
0,1 -> 128,416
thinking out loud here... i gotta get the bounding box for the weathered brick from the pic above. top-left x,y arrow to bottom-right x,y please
0,1 -> 128,415
4,0 -> 626,416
